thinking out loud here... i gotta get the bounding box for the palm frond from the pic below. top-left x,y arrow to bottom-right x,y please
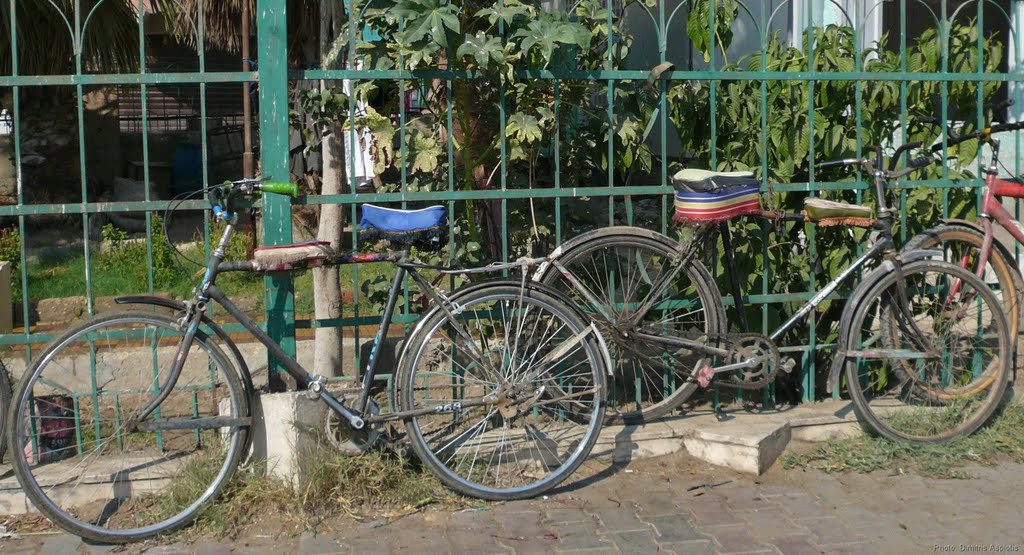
155,0 -> 318,54
0,0 -> 139,76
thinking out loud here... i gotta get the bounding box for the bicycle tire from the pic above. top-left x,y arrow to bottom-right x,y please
903,223 -> 1023,374
845,260 -> 1011,443
0,360 -> 10,463
537,228 -> 725,423
398,283 -> 606,500
8,312 -> 250,543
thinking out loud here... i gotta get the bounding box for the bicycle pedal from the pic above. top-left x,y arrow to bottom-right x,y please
781,358 -> 797,374
697,365 -> 715,388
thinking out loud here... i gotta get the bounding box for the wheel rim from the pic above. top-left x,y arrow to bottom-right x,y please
542,237 -> 717,420
11,315 -> 245,539
404,291 -> 603,496
849,264 -> 1009,442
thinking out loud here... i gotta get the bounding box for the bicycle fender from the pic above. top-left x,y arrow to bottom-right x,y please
826,249 -> 941,393
114,295 -> 257,403
939,218 -> 984,233
532,226 -> 681,282
934,219 -> 1023,280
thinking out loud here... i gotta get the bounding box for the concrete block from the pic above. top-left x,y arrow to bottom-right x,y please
246,391 -> 329,485
682,421 -> 792,475
786,400 -> 864,442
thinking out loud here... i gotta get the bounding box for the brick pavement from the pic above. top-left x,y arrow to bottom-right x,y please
3,455 -> 1024,554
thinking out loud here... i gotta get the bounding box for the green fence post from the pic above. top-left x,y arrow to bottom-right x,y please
257,0 -> 297,391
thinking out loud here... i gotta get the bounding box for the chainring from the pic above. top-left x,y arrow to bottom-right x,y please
715,333 -> 782,390
324,399 -> 381,456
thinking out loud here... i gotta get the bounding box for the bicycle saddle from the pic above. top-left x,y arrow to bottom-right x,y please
253,240 -> 336,266
359,204 -> 448,251
672,169 -> 760,193
801,198 -> 873,227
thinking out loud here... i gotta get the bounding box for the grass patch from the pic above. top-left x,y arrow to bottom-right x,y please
781,402 -> 1024,478
150,444 -> 456,539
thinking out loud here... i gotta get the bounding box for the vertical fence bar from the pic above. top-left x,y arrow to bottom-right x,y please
257,0 -> 296,390
138,0 -> 153,297
802,0 -> 817,402
898,0 -> 909,246
606,0 -> 614,226
498,0 -> 508,262
8,0 -> 31,366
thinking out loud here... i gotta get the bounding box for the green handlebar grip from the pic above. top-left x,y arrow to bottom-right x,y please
261,182 -> 299,197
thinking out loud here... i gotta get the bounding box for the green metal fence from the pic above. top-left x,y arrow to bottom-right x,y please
1,0 -> 1021,404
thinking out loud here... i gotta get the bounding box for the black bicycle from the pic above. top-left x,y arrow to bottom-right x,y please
5,179 -> 609,543
536,146 -> 1012,443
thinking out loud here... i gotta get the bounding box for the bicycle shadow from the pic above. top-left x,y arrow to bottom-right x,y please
547,423 -> 642,495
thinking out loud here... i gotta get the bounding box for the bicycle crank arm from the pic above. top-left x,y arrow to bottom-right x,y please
694,358 -> 758,388
631,330 -> 732,358
321,391 -> 366,430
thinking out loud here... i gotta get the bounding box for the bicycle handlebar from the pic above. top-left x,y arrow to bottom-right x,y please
260,182 -> 300,197
889,141 -> 923,171
817,143 -> 930,176
210,178 -> 299,218
930,120 -> 1024,151
817,158 -> 861,169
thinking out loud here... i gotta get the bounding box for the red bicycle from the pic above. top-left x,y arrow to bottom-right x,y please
904,117 -> 1024,371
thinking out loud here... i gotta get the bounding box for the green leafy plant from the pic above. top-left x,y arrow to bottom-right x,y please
667,19 -> 1000,400
0,226 -> 21,272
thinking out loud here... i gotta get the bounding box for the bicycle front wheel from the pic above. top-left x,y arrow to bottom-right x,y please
398,283 -> 606,500
845,261 -> 1011,443
7,312 -> 249,543
538,229 -> 725,423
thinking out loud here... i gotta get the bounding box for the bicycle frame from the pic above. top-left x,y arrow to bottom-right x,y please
978,141 -> 1024,253
574,221 -> 896,361
129,220 -> 510,433
551,164 -> 933,375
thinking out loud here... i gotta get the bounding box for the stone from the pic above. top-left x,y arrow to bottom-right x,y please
682,421 -> 792,475
246,391 -> 330,485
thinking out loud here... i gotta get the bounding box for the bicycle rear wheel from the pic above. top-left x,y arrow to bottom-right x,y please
7,312 -> 249,543
904,223 -> 1023,372
845,260 -> 1011,443
398,283 -> 606,500
537,228 -> 725,423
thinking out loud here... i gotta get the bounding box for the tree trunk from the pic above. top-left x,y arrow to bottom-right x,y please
313,0 -> 345,378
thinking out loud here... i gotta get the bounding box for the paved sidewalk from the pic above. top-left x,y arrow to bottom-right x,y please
3,450 -> 1023,555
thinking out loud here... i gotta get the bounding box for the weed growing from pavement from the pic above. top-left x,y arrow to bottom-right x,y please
781,402 -> 1024,478
156,443 -> 455,539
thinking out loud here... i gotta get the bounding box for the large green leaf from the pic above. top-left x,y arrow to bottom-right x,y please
394,0 -> 460,47
404,129 -> 444,174
506,113 -> 543,144
456,31 -> 504,68
477,0 -> 529,26
513,18 -> 590,65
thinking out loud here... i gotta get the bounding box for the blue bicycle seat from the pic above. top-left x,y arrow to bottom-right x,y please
358,204 -> 447,251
